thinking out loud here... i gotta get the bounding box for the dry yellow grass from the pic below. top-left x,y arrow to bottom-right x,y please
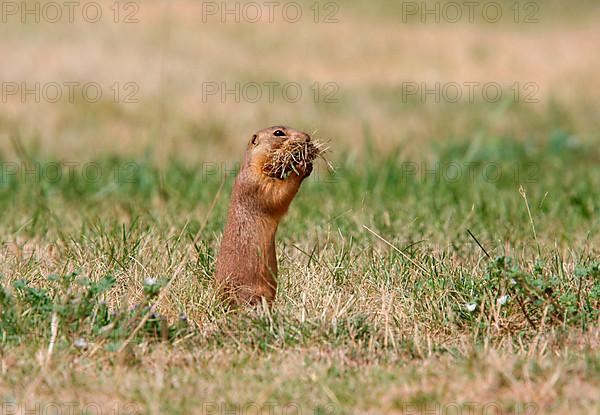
1,1 -> 599,161
1,2 -> 599,414
263,139 -> 327,179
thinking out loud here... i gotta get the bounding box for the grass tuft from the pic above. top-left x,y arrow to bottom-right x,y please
263,139 -> 329,179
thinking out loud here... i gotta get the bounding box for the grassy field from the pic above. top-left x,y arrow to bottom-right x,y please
1,1 -> 599,414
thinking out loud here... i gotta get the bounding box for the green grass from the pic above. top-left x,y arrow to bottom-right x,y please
2,1 -> 600,412
1,133 -> 598,413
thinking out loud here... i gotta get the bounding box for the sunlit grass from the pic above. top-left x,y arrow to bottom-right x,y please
1,133 -> 598,413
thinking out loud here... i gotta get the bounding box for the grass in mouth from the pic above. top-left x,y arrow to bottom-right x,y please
263,139 -> 330,179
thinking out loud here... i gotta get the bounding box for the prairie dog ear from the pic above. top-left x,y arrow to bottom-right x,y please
248,134 -> 258,148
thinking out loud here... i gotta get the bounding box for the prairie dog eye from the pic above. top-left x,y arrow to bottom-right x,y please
273,130 -> 286,137
251,134 -> 258,145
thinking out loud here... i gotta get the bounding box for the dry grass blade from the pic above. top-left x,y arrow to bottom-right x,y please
263,139 -> 330,179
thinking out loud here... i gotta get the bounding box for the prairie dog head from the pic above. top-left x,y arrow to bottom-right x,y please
245,126 -> 311,173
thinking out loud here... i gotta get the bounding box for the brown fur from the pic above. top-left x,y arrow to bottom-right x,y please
215,126 -> 313,305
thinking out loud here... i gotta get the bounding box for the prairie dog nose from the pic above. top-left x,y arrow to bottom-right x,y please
295,132 -> 311,143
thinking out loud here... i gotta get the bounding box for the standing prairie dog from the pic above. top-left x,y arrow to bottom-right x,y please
215,126 -> 313,305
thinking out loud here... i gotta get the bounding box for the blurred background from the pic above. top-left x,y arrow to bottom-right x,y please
1,0 -> 599,164
1,4 -> 599,409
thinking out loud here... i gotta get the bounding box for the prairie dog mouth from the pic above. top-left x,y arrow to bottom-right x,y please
263,139 -> 327,179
